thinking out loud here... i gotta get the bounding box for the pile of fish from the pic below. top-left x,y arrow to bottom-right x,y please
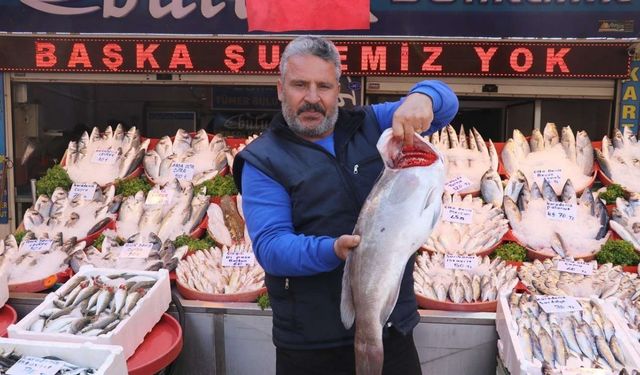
609,195 -> 640,251
423,193 -> 508,255
425,125 -> 498,194
176,244 -> 264,294
115,179 -> 208,241
69,232 -> 188,273
614,299 -> 640,347
596,126 -> 640,193
518,258 -> 640,301
207,195 -> 249,247
144,129 -> 228,186
505,293 -> 636,372
226,134 -> 258,172
0,349 -> 96,374
413,253 -> 518,303
23,186 -> 118,240
27,273 -> 156,336
501,123 -> 594,195
64,125 -> 149,186
0,232 -> 85,285
503,175 -> 609,258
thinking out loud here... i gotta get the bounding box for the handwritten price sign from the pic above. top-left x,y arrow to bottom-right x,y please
171,163 -> 195,181
546,201 -> 577,222
24,239 -> 54,252
444,176 -> 472,193
91,149 -> 118,165
443,206 -> 473,224
557,259 -> 594,275
222,251 -> 255,267
536,295 -> 583,314
120,243 -> 153,259
444,255 -> 478,270
69,183 -> 97,200
145,189 -> 173,206
7,356 -> 64,375
533,168 -> 563,186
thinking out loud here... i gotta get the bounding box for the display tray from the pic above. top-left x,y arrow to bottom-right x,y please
420,229 -> 508,258
507,230 -> 608,262
176,278 -> 266,303
60,150 -> 144,188
415,293 -> 497,312
8,268 -> 73,293
127,313 -> 183,375
0,304 -> 17,337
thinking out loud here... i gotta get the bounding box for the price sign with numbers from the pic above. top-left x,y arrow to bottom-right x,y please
91,149 -> 118,165
546,201 -> 577,222
536,295 -> 583,314
145,189 -> 173,206
442,206 -> 473,224
533,168 -> 563,186
69,183 -> 97,200
120,243 -> 153,259
444,176 -> 472,193
444,255 -> 478,270
7,356 -> 64,375
557,259 -> 594,275
222,251 -> 255,267
24,239 -> 54,252
171,163 -> 195,181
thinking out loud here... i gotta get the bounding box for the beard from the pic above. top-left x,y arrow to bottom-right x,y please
282,100 -> 339,138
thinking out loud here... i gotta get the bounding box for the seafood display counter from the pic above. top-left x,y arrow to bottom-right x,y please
7,291 -> 498,375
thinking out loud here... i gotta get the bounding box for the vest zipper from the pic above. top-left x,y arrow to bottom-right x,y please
285,277 -> 290,290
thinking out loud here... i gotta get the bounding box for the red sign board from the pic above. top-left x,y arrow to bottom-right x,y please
0,36 -> 630,78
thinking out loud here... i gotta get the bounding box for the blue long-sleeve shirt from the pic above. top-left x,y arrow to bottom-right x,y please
241,80 -> 458,277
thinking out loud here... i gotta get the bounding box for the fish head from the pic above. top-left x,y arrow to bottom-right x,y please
51,187 -> 68,202
24,208 -> 44,227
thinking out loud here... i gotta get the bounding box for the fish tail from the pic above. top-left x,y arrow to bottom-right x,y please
354,333 -> 384,375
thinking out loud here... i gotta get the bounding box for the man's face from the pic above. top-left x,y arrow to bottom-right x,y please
278,54 -> 340,140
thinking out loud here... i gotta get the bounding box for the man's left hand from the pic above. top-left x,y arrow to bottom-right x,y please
391,93 -> 434,147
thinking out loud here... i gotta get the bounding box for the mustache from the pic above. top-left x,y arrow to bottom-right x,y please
297,102 -> 326,116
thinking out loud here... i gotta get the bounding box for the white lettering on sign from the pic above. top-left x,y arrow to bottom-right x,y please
120,242 -> 153,259
536,295 -> 583,314
443,206 -> 473,224
533,168 -> 563,186
91,149 -> 118,165
171,163 -> 195,181
222,250 -> 255,267
557,259 -> 594,275
69,183 -> 97,200
444,176 -> 472,193
145,189 -> 173,206
444,255 -> 478,270
7,356 -> 65,375
24,239 -> 54,252
546,201 -> 577,222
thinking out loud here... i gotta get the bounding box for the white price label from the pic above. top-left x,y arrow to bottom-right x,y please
442,206 -> 473,224
222,251 -> 255,267
69,183 -> 97,200
557,259 -> 594,276
545,201 -> 577,222
7,356 -> 65,375
536,295 -> 583,314
145,189 -> 173,206
560,369 -> 607,375
91,149 -> 118,165
120,243 -> 153,259
444,176 -> 472,193
533,168 -> 563,186
171,163 -> 195,181
444,255 -> 478,270
24,239 -> 54,252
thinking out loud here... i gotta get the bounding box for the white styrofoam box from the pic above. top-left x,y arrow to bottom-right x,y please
8,266 -> 171,359
496,292 -> 640,375
0,337 -> 126,375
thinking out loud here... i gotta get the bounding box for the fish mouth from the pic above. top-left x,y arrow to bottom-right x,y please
394,144 -> 438,169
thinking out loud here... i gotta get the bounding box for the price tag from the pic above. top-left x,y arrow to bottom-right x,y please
444,255 -> 478,270
91,149 -> 118,165
560,369 -> 607,375
145,189 -> 173,205
444,176 -> 472,193
533,168 -> 563,186
222,251 -> 255,267
536,295 -> 583,314
120,243 -> 153,259
442,206 -> 473,224
557,259 -> 594,275
69,183 -> 97,200
23,239 -> 54,252
7,356 -> 65,375
545,201 -> 577,222
171,163 -> 195,181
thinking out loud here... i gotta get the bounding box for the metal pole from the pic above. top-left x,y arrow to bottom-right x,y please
30,178 -> 36,205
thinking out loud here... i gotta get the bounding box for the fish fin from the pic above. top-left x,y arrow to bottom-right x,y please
340,254 -> 356,330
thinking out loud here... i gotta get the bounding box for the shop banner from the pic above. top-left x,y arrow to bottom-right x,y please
0,0 -> 637,38
0,76 -> 7,225
0,36 -> 630,78
618,58 -> 640,134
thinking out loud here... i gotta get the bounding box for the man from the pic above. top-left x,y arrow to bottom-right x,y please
233,35 -> 458,374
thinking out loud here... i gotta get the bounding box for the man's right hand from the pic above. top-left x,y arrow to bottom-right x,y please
334,234 -> 361,261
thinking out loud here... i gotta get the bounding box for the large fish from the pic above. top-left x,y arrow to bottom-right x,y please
340,129 -> 445,374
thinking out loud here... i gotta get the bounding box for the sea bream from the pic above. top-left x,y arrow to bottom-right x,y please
340,129 -> 445,374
